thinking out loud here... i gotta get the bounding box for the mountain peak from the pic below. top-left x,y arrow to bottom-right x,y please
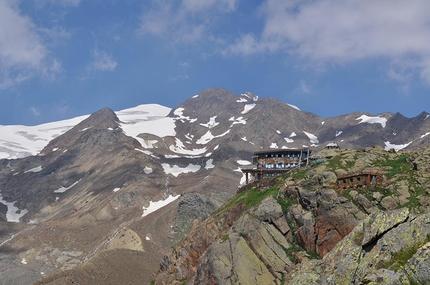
40,107 -> 123,154
75,107 -> 119,129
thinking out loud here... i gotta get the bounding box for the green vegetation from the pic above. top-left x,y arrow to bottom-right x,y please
283,244 -> 302,263
306,250 -> 321,260
406,277 -> 426,285
215,187 -> 279,215
374,154 -> 412,180
382,235 -> 430,272
276,197 -> 295,213
291,168 -> 308,180
362,187 -> 392,209
385,247 -> 419,272
221,234 -> 229,242
319,152 -> 359,172
351,229 -> 364,246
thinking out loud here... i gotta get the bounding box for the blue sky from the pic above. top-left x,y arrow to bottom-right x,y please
1,0 -> 430,125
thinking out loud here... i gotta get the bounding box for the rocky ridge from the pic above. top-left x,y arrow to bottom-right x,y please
154,146 -> 430,284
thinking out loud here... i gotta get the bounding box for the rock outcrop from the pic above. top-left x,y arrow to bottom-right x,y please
153,146 -> 430,285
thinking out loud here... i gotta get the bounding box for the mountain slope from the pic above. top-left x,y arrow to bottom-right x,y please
0,87 -> 429,284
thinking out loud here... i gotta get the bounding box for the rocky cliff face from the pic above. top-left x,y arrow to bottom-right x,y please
154,146 -> 430,284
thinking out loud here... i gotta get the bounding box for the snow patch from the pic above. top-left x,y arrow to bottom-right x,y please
384,141 -> 412,151
321,121 -> 325,125
284,137 -> 294,143
241,137 -> 247,141
421,132 -> 430,139
234,168 -> 247,185
144,167 -> 153,174
241,104 -> 256,114
113,188 -> 121,192
54,180 -> 80,193
192,94 -> 199,98
79,127 -> 92,132
356,115 -> 387,128
287,104 -> 300,110
135,148 -> 159,159
276,130 -> 281,134
270,143 -> 278,148
303,131 -> 319,144
173,107 -> 198,123
237,160 -> 251,165
24,166 -> 43,173
141,139 -> 158,149
237,97 -> 248,103
281,146 -> 296,149
196,130 -> 230,145
229,116 -> 247,126
0,114 -> 89,159
162,163 -> 201,177
170,138 -> 207,155
0,195 -> 28,223
290,132 -> 297,137
205,159 -> 215,169
142,194 -> 180,217
200,116 -> 219,129
336,131 -> 343,137
118,104 -> 176,146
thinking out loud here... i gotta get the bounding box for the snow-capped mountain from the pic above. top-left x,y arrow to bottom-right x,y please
0,87 -> 429,284
2,88 -> 429,162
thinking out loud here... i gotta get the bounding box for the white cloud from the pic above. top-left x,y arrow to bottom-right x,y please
169,75 -> 189,82
138,0 -> 238,43
30,107 -> 41,116
227,0 -> 430,84
182,0 -> 237,13
55,0 -> 81,6
180,60 -> 190,67
300,80 -> 311,94
36,0 -> 81,7
88,49 -> 117,72
0,1 -> 61,89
